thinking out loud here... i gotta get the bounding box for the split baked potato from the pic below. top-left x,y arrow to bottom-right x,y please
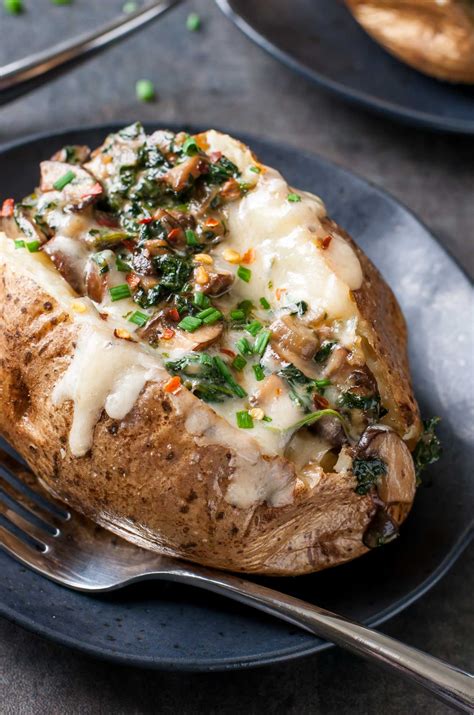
0,125 -> 434,575
345,0 -> 474,83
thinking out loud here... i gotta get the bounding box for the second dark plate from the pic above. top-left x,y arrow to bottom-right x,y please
217,0 -> 474,134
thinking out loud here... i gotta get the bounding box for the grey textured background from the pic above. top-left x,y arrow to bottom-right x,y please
0,1 -> 472,713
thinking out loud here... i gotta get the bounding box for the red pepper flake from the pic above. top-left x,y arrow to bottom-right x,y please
167,227 -> 182,243
126,272 -> 141,290
275,287 -> 287,301
0,198 -> 15,218
203,216 -> 220,229
162,327 -> 176,340
139,217 -> 154,225
220,348 -> 236,358
318,235 -> 333,250
165,307 -> 180,322
163,375 -> 181,393
313,394 -> 329,409
209,151 -> 222,163
242,248 -> 255,265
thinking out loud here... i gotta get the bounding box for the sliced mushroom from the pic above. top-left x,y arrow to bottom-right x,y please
200,269 -> 234,296
40,161 -> 103,211
363,508 -> 399,549
270,314 -> 319,376
138,313 -> 223,351
84,259 -> 108,303
357,426 -> 416,506
42,235 -> 89,295
163,156 -> 209,193
309,414 -> 346,448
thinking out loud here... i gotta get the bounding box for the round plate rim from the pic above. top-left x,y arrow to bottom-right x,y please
215,0 -> 474,135
0,123 -> 472,671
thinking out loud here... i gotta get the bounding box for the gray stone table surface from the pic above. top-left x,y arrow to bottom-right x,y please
0,1 -> 472,713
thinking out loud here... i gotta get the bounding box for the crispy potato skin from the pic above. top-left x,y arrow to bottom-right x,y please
345,0 -> 474,84
0,217 -> 419,575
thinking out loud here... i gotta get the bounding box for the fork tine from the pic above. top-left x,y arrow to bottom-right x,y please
0,486 -> 58,544
0,448 -> 69,520
0,518 -> 47,565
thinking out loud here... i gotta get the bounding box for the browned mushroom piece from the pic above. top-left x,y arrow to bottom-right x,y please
84,259 -> 108,303
270,314 -> 319,376
309,414 -> 346,448
138,313 -> 223,351
163,156 -> 209,193
42,236 -> 89,295
357,426 -> 416,507
363,508 -> 399,549
40,161 -> 103,211
51,145 -> 91,165
201,269 -> 234,296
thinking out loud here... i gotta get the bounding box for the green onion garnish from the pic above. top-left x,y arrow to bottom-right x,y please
314,378 -> 331,391
109,284 -> 132,302
230,309 -> 246,321
252,364 -> 265,381
236,411 -> 253,429
249,166 -> 261,174
196,307 -> 216,320
53,170 -> 76,191
193,291 -> 210,308
246,320 -> 262,337
237,265 -> 251,282
136,79 -> 155,103
232,355 -> 247,371
178,315 -> 202,332
236,337 -> 253,356
4,0 -> 23,14
26,241 -> 41,253
254,329 -> 271,355
182,136 -> 199,156
287,193 -> 301,203
213,356 -> 247,398
259,296 -> 271,310
185,229 -> 199,246
14,239 -> 25,249
128,311 -> 149,327
186,11 -> 201,31
115,255 -> 131,273
262,415 -> 273,423
238,299 -> 253,315
202,309 -> 222,325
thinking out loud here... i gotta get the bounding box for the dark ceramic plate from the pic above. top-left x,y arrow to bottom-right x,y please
216,0 -> 474,134
0,126 -> 472,671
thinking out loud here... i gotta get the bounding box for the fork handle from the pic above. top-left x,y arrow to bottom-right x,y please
166,566 -> 473,712
0,0 -> 181,106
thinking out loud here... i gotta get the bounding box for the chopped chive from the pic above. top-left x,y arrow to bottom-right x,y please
178,315 -> 202,332
196,307 -> 216,320
136,79 -> 155,103
109,284 -> 132,301
238,299 -> 253,315
236,411 -> 253,429
259,296 -> 271,310
26,240 -> 41,253
230,309 -> 246,321
53,170 -> 75,191
185,229 -> 199,246
128,310 -> 149,327
202,310 -> 222,325
252,364 -> 265,381
186,11 -> 201,31
287,192 -> 301,203
254,329 -> 271,355
236,337 -> 253,356
249,166 -> 261,174
262,415 -> 273,423
50,0 -> 72,4
213,356 -> 247,398
122,1 -> 137,12
14,239 -> 25,249
237,265 -> 251,282
246,320 -> 262,337
193,291 -> 210,308
314,378 -> 331,390
4,0 -> 23,13
232,355 -> 247,371
115,255 -> 131,272
182,136 -> 199,156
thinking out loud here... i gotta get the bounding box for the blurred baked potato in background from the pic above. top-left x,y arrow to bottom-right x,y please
345,0 -> 474,83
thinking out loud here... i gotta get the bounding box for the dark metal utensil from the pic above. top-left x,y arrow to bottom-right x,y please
0,0 -> 182,106
0,447 -> 472,711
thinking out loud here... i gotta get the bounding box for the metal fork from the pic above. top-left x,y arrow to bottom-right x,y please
0,448 -> 472,711
0,0 -> 182,106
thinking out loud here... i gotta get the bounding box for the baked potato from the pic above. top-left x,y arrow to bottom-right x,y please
0,125 -> 430,575
345,0 -> 474,84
